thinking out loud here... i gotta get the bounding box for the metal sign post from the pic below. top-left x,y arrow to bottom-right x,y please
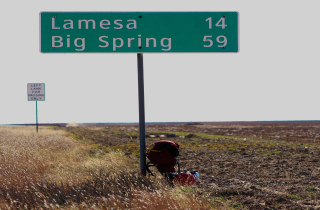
137,53 -> 146,175
28,83 -> 45,133
36,101 -> 38,132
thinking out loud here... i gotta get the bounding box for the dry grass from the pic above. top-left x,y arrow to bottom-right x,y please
0,126 -> 211,209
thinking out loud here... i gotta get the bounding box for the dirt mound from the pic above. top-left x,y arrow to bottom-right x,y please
66,122 -> 78,127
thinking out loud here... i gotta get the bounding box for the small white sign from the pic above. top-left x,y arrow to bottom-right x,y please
28,83 -> 45,101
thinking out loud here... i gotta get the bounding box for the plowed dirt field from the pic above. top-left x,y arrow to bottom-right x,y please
60,122 -> 320,209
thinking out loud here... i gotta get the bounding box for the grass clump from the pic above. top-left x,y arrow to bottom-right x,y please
287,194 -> 303,200
232,202 -> 243,208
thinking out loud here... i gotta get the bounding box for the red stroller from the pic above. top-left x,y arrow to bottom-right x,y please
145,140 -> 199,185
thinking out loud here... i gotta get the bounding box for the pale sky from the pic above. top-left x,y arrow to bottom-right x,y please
1,1 -> 319,124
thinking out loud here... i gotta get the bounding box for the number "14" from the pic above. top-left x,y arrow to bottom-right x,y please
206,17 -> 227,29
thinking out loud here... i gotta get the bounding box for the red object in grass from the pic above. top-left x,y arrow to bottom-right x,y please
172,171 -> 197,186
146,140 -> 180,173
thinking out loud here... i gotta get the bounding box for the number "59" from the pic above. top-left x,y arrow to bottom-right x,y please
203,36 -> 227,48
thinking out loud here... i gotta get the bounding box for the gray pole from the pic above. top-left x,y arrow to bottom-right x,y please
137,53 -> 146,176
36,101 -> 38,133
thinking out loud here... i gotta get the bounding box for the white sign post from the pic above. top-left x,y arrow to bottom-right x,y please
27,83 -> 45,132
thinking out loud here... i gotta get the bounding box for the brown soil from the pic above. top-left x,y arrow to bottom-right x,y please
59,122 -> 320,209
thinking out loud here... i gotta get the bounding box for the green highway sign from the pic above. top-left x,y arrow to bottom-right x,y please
40,12 -> 238,53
